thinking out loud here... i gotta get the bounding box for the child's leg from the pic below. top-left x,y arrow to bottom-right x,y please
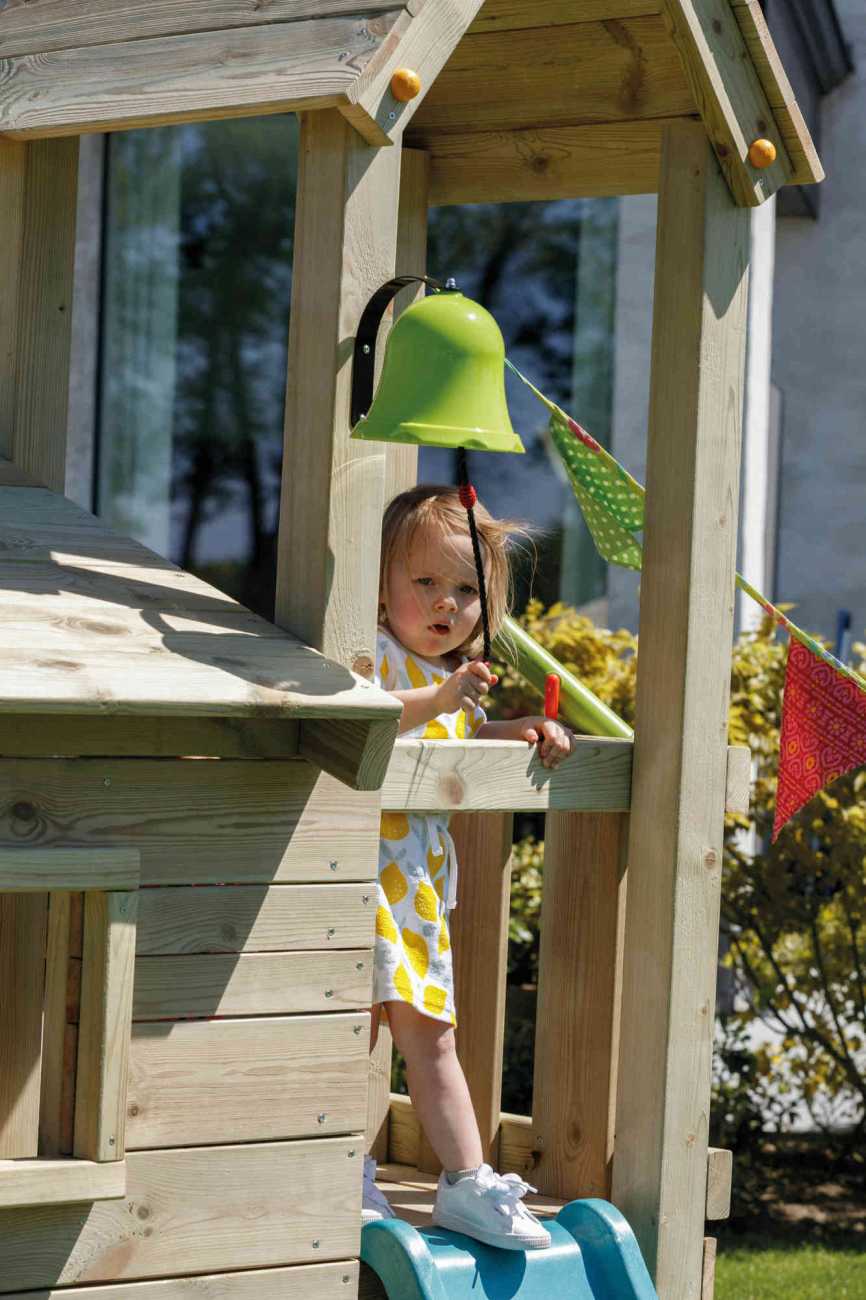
386,1000 -> 483,1172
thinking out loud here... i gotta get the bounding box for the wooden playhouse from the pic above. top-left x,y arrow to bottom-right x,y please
0,3 -> 821,1299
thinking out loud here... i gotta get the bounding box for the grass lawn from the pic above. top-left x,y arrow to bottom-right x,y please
717,1239 -> 866,1299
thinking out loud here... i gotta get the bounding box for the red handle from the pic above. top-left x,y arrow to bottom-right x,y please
544,673 -> 560,721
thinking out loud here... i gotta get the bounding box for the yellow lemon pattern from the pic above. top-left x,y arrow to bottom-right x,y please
371,628 -> 487,1027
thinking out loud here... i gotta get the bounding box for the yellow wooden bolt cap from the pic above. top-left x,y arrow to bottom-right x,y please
391,68 -> 422,102
749,138 -> 777,169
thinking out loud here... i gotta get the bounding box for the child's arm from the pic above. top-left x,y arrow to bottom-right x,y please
476,716 -> 576,769
390,661 -> 498,735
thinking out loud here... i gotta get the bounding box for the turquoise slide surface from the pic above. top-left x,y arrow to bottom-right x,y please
362,1199 -> 658,1300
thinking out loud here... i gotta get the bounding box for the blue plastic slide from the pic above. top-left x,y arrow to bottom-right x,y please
361,1198 -> 658,1300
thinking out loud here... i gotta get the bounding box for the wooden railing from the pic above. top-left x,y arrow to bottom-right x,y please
372,736 -> 748,1214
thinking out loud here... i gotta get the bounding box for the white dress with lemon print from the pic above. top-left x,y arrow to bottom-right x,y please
374,627 -> 485,1026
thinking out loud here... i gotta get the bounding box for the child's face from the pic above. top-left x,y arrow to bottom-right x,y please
383,524 -> 482,663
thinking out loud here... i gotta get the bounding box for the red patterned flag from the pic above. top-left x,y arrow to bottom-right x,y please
774,638 -> 866,841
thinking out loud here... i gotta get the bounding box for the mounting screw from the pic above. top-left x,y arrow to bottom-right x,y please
327,927 -> 336,938
312,1239 -> 321,1249
388,111 -> 396,121
103,776 -> 111,787
356,961 -> 364,971
108,1136 -> 116,1146
362,894 -> 370,904
318,1113 -> 327,1124
348,1149 -> 356,1158
362,345 -> 371,355
324,989 -> 334,998
343,1276 -> 351,1285
330,860 -> 339,872
353,1024 -> 363,1035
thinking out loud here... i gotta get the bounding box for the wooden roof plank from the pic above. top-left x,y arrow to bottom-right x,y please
339,0 -> 485,145
0,1 -> 403,58
409,16 -> 694,136
729,0 -> 823,186
467,1 -> 662,35
660,0 -> 793,205
0,13 -> 402,139
0,488 -> 399,748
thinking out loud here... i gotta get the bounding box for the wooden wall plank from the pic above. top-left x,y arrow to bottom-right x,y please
611,122 -> 749,1297
0,18 -> 400,139
10,139 -> 79,488
531,812 -> 628,1200
409,17 -> 694,137
381,737 -> 633,812
467,0 -> 661,33
275,108 -> 401,676
0,714 -> 301,760
0,759 -> 379,885
0,1138 -> 361,1289
0,1262 -> 360,1300
450,812 -> 513,1165
0,0 -> 403,57
661,0 -> 792,205
426,120 -> 672,205
131,950 -> 372,1020
75,891 -> 138,1162
0,892 -> 48,1157
0,139 -> 25,458
126,1015 -> 368,1148
0,848 -> 140,892
136,884 -> 375,955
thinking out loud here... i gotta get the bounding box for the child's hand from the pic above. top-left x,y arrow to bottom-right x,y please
436,660 -> 498,718
519,717 -> 575,769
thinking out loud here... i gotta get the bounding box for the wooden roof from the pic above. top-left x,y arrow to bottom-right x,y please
0,1 -> 821,207
0,487 -> 399,774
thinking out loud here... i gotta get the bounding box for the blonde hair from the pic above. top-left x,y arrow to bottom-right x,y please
379,484 -> 526,659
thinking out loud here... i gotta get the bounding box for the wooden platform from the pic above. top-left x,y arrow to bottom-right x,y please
359,1163 -> 565,1299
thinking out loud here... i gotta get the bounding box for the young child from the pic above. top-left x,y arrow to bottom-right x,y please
363,484 -> 576,1251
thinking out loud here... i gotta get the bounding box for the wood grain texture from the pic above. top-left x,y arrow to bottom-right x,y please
0,1158 -> 125,1209
0,488 -> 400,732
705,1146 -> 732,1220
409,17 -> 694,137
701,1237 -> 717,1300
131,950 -> 373,1019
0,0 -> 404,57
660,0 -> 792,205
0,848 -> 140,892
0,16 -> 400,138
125,1015 -> 368,1148
532,813 -> 628,1200
467,0 -> 660,32
0,758 -> 379,885
0,1138 -> 362,1289
611,122 -> 749,1298
450,812 -> 513,1165
0,892 -> 48,1157
135,883 -> 376,955
298,715 -> 399,792
75,891 -> 138,1161
0,1263 -> 361,1300
0,714 -> 301,759
425,119 -> 673,204
0,140 -> 25,459
729,0 -> 823,186
341,0 -> 484,145
10,139 -> 78,488
381,737 -> 633,812
38,892 -> 73,1156
725,744 -> 751,815
275,109 -> 400,674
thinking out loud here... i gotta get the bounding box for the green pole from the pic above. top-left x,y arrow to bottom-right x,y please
495,616 -> 633,740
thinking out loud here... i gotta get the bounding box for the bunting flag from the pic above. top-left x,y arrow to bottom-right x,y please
507,359 -> 866,838
773,638 -> 866,841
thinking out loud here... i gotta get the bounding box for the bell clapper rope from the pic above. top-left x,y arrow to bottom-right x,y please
456,447 -> 492,664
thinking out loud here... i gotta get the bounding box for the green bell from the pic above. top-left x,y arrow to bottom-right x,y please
351,282 -> 524,454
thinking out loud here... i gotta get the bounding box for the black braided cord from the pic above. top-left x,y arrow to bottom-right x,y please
456,447 -> 491,662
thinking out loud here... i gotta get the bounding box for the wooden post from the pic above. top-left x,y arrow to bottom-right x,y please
367,146 -> 430,1164
532,811 -> 628,1199
611,121 -> 749,1299
274,109 -> 402,674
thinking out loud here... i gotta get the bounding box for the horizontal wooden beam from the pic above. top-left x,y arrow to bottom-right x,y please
0,1 -> 404,58
389,1095 -> 732,1218
466,0 -> 662,35
409,16 -> 693,139
426,119 -> 679,204
0,847 -> 140,892
0,713 -> 301,759
298,715 -> 399,791
1,1265 -> 361,1300
382,739 -> 751,815
661,0 -> 792,205
0,1157 -> 126,1209
0,14 -> 400,138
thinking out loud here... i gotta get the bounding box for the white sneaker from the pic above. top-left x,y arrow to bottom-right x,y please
362,1155 -> 396,1224
431,1164 -> 552,1251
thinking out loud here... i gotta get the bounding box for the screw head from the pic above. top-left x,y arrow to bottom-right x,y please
324,989 -> 334,998
362,894 -> 370,904
103,776 -> 111,787
108,1136 -> 116,1146
313,1239 -> 321,1249
388,111 -> 396,121
353,1024 -> 363,1035
356,961 -> 364,971
330,860 -> 339,871
327,927 -> 336,938
348,1149 -> 356,1158
362,344 -> 371,355
318,1113 -> 327,1124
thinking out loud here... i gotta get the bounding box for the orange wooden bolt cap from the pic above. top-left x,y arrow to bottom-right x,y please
749,138 -> 777,169
391,68 -> 422,102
